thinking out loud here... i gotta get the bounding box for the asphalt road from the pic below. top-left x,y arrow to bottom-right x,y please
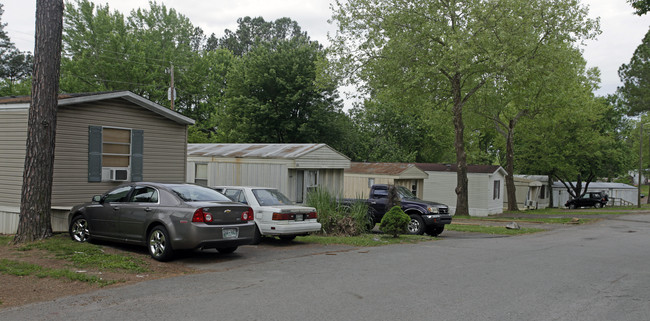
2,214 -> 650,321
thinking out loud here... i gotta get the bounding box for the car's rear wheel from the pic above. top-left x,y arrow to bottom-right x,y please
69,215 -> 90,242
568,204 -> 577,209
217,246 -> 238,254
407,215 -> 425,235
594,202 -> 602,208
148,226 -> 174,262
279,235 -> 296,241
426,225 -> 445,237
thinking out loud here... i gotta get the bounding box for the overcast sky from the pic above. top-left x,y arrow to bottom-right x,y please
3,0 -> 650,98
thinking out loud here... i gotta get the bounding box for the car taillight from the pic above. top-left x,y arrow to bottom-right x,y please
192,208 -> 213,223
242,207 -> 254,221
272,212 -> 295,220
307,211 -> 318,219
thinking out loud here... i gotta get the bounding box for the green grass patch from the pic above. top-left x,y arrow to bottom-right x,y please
503,207 -> 641,215
447,224 -> 545,235
454,215 -> 592,224
4,234 -> 149,273
0,258 -> 116,286
300,233 -> 433,246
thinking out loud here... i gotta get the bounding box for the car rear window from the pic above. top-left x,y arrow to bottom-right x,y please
252,189 -> 293,206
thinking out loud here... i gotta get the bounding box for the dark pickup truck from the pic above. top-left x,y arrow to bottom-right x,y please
343,184 -> 452,236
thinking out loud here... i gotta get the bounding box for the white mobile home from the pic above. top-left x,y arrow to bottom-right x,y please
343,162 -> 428,199
416,164 -> 507,216
187,144 -> 350,203
553,182 -> 638,207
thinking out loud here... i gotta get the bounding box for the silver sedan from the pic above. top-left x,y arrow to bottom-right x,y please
68,182 -> 255,261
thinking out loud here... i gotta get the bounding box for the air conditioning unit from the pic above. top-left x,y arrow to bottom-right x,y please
109,168 -> 129,181
526,200 -> 537,208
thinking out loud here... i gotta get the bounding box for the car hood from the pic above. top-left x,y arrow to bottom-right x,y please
402,198 -> 448,208
256,204 -> 316,213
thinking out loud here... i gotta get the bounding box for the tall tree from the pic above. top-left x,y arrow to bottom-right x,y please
217,36 -> 345,145
13,0 -> 64,243
619,29 -> 650,115
472,44 -> 593,211
330,0 -> 598,215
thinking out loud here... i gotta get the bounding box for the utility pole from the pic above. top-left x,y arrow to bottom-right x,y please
169,62 -> 175,111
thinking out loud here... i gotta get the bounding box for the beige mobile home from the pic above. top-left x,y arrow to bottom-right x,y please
0,91 -> 194,234
503,176 -> 545,210
187,144 -> 350,203
415,164 -> 507,216
343,162 -> 428,199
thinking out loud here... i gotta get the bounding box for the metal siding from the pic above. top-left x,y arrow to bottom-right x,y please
0,110 -> 28,207
343,174 -> 395,198
51,100 -> 187,207
295,146 -> 351,168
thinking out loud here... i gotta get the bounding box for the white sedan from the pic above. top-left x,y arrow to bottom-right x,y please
212,186 -> 322,243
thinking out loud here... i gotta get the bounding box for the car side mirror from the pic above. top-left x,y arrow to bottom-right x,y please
92,195 -> 102,203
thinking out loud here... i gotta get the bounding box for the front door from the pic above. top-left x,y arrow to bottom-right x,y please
86,185 -> 132,239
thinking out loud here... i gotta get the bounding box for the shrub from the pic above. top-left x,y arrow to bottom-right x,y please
306,187 -> 370,236
380,206 -> 410,238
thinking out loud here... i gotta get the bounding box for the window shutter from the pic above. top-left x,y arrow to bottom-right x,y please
88,126 -> 102,182
131,129 -> 144,182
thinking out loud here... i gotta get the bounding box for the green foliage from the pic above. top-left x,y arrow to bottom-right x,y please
379,206 -> 410,238
628,0 -> 650,15
305,188 -> 370,236
217,37 -> 345,145
0,3 -> 33,96
619,29 -> 650,115
212,16 -> 307,56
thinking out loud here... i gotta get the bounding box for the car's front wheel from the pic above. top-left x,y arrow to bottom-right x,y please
407,215 -> 425,235
69,215 -> 90,242
148,226 -> 174,262
568,204 -> 577,209
594,202 -> 602,208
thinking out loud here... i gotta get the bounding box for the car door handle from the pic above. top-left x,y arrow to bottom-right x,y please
370,201 -> 376,205
112,206 -> 119,211
144,207 -> 152,212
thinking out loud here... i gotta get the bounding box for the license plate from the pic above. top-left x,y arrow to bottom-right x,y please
222,228 -> 238,239
295,214 -> 304,221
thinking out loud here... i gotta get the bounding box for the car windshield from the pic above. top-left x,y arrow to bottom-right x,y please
396,186 -> 418,199
170,185 -> 232,202
252,189 -> 293,206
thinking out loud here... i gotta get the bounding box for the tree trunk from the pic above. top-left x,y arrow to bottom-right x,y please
452,75 -> 469,216
505,122 -> 518,211
13,0 -> 64,244
547,173 -> 554,208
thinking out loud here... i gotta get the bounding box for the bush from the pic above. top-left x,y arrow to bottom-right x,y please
380,206 -> 410,238
306,188 -> 370,236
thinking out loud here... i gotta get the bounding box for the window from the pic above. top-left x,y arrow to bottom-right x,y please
103,186 -> 132,203
195,163 -> 208,186
373,187 -> 388,199
306,170 -> 319,193
130,186 -> 159,203
368,178 -> 375,188
224,189 -> 247,204
88,126 -> 143,182
493,180 -> 501,200
102,128 -> 131,167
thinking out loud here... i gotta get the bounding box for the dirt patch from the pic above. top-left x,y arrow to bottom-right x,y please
0,234 -> 199,310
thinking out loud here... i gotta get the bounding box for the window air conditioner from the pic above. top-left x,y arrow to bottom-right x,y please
526,200 -> 537,208
110,168 -> 129,181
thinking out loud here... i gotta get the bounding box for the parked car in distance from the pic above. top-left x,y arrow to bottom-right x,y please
340,184 -> 452,236
212,186 -> 321,244
68,182 -> 255,261
565,192 -> 609,209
